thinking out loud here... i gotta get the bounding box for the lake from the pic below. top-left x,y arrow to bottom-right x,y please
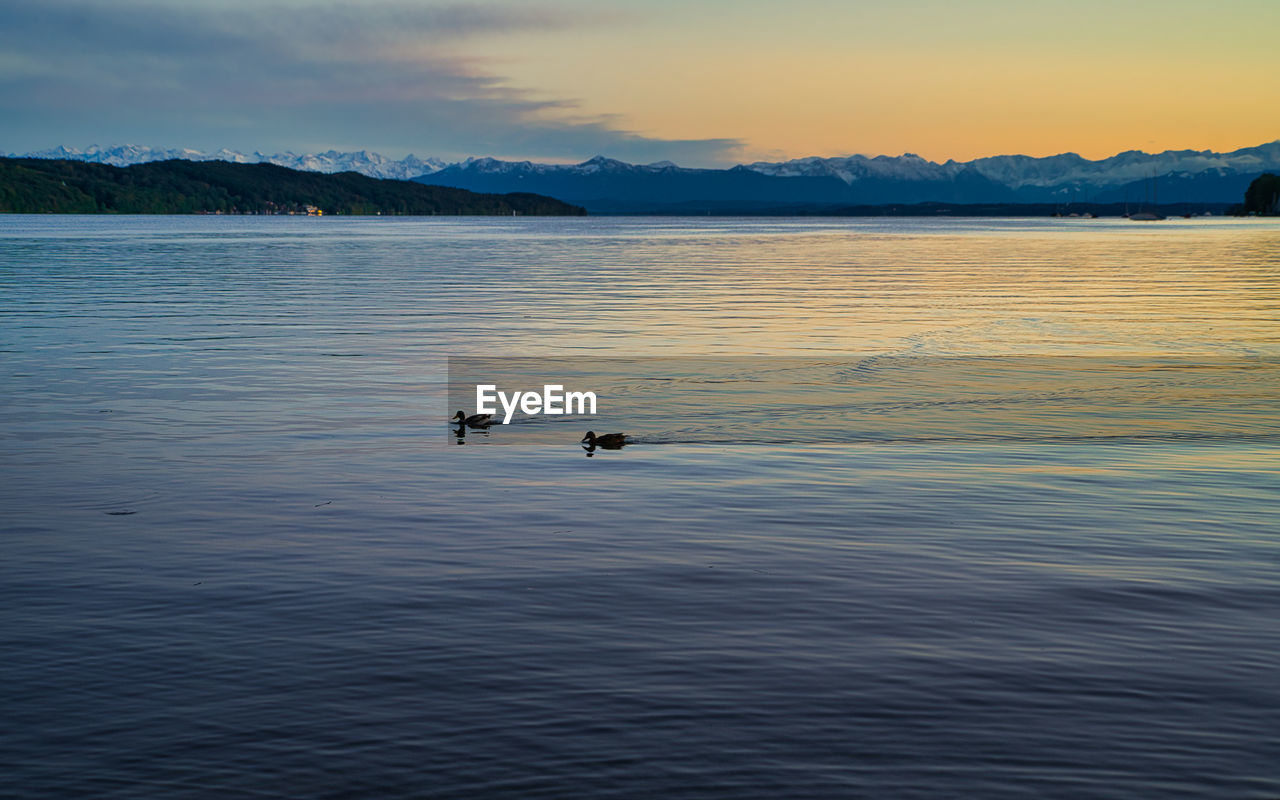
2,215 -> 1278,798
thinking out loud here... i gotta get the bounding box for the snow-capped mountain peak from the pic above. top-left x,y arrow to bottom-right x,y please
746,141 -> 1280,191
17,145 -> 449,180
16,140 -> 1280,207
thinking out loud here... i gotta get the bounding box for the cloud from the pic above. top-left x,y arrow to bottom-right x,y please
0,0 -> 742,165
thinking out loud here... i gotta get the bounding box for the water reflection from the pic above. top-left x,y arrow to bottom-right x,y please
2,216 -> 1279,800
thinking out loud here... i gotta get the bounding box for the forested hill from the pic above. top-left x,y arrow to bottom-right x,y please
0,158 -> 586,215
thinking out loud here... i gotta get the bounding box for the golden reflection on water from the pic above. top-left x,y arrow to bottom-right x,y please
436,219 -> 1280,358
440,217 -> 1280,446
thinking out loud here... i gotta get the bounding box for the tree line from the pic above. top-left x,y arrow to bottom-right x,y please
1239,173 -> 1279,215
0,158 -> 587,216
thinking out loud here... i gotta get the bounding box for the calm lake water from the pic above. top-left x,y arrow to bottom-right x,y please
2,215 -> 1279,798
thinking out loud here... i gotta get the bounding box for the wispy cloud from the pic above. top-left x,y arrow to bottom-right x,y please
0,0 -> 741,164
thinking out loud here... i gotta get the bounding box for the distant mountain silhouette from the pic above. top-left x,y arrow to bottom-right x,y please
414,143 -> 1280,213
20,145 -> 448,181
21,141 -> 1280,214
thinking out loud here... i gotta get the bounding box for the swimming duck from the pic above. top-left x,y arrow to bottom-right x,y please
581,431 -> 628,449
453,410 -> 493,427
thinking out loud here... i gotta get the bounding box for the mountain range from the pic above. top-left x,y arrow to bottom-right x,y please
20,145 -> 448,182
16,141 -> 1280,213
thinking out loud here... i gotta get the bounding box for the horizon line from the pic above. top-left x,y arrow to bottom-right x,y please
15,137 -> 1280,171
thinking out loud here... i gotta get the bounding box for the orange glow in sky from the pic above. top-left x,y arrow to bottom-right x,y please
475,0 -> 1280,163
4,0 -> 1277,164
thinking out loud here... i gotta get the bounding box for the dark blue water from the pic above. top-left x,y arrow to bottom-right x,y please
3,216 -> 1279,798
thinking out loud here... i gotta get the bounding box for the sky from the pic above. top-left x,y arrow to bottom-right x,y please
1,0 -> 1278,166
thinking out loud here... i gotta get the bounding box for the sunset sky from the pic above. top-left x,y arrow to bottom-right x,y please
2,0 -> 1278,165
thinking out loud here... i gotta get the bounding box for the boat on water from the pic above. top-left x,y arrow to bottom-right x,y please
1130,173 -> 1166,220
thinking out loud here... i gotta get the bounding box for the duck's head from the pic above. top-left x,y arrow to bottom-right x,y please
581,431 -> 596,443
453,410 -> 466,422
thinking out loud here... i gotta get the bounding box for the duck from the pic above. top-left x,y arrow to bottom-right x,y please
581,431 -> 628,449
453,410 -> 493,427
